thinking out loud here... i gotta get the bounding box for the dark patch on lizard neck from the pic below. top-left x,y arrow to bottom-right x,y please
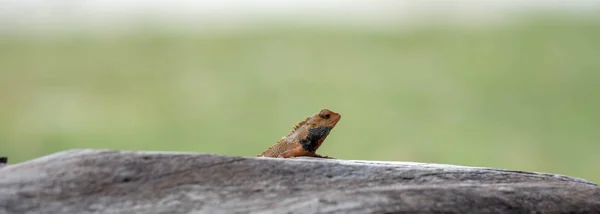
0,157 -> 6,164
300,126 -> 332,152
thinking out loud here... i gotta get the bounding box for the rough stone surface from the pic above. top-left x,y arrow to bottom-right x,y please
0,149 -> 598,214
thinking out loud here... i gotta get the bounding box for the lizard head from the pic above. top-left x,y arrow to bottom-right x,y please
306,109 -> 341,129
297,109 -> 341,152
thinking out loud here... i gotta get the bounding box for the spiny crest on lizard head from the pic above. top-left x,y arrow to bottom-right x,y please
291,117 -> 310,132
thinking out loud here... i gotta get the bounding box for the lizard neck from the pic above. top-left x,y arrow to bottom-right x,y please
299,126 -> 332,152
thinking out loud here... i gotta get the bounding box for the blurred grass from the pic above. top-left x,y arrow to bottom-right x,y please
1,15 -> 599,183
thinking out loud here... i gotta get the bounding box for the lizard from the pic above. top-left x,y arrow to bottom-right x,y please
258,109 -> 341,158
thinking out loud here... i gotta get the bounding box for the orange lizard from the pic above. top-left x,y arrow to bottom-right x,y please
258,109 -> 341,158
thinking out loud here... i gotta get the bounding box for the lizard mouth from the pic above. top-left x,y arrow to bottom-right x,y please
329,114 -> 341,126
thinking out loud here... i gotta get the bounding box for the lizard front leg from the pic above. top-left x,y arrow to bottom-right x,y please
307,153 -> 335,159
277,147 -> 311,158
278,147 -> 334,159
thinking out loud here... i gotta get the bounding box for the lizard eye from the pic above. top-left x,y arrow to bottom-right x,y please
320,113 -> 331,119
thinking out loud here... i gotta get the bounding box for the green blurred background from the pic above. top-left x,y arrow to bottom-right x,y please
1,4 -> 599,183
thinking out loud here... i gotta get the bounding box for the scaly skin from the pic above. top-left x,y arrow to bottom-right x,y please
258,109 -> 341,158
